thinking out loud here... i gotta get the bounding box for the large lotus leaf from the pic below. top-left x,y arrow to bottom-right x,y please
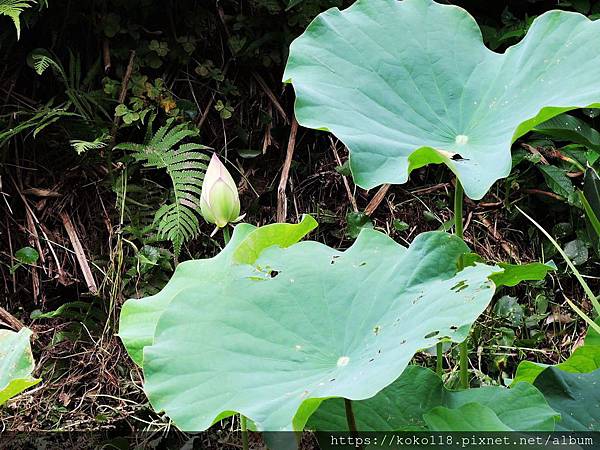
283,0 -> 600,199
118,216 -> 317,366
534,366 -> 600,431
512,321 -> 600,385
0,328 -> 41,405
118,223 -> 256,366
307,365 -> 558,432
142,230 -> 499,431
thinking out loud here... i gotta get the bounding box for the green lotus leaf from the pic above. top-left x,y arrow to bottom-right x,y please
119,218 -> 317,367
233,215 -> 317,264
283,0 -> 600,199
140,229 -> 499,431
0,328 -> 41,406
585,319 -> 600,347
534,366 -> 600,431
118,223 -> 256,366
512,321 -> 600,385
307,365 -> 558,432
423,403 -> 512,432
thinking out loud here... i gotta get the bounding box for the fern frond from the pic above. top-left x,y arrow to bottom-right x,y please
0,0 -> 35,39
154,203 -> 201,256
32,54 -> 52,75
116,119 -> 210,255
70,133 -> 109,155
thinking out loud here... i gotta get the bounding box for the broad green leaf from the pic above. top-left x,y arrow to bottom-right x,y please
284,0 -> 600,199
585,319 -> 600,347
346,211 -> 373,239
232,215 -> 317,264
0,328 -> 41,406
538,165 -> 575,200
493,295 -> 524,327
534,113 -> 600,151
563,239 -> 589,266
119,218 -> 317,366
118,223 -> 257,366
423,404 -> 512,432
513,321 -> 600,385
14,246 -> 39,265
307,365 -> 557,432
534,366 -> 600,431
489,261 -> 556,288
141,230 -> 499,431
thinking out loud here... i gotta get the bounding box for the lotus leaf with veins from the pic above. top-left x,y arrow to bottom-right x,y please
283,0 -> 600,199
136,228 -> 499,431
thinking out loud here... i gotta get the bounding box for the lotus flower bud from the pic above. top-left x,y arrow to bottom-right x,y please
200,153 -> 241,228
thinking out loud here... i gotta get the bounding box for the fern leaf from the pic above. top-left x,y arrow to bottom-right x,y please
70,133 -> 109,155
0,0 -> 35,39
118,120 -> 209,255
154,203 -> 200,256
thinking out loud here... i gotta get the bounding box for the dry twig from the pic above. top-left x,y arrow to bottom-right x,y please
330,140 -> 358,213
59,211 -> 98,294
277,117 -> 299,222
365,184 -> 390,216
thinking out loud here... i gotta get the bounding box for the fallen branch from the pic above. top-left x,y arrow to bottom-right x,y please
277,117 -> 299,223
253,72 -> 289,125
364,184 -> 390,216
59,211 -> 98,294
0,307 -> 24,331
109,50 -> 136,148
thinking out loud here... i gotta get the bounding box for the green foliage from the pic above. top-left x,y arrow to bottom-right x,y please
119,218 -> 316,367
116,119 -> 210,255
69,133 -> 109,155
0,328 -> 41,405
121,219 -> 501,431
534,367 -> 600,431
0,0 -> 34,39
14,246 -> 38,264
345,211 -> 372,239
307,365 -> 557,432
519,206 -> 600,333
9,246 -> 40,274
513,321 -> 600,385
538,165 -> 576,201
232,215 -> 317,264
582,167 -> 600,254
534,113 -> 600,151
6,0 -> 600,437
0,102 -> 78,147
284,0 -> 600,199
489,261 -> 556,288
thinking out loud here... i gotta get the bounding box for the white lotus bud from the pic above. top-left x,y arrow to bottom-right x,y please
200,153 -> 241,228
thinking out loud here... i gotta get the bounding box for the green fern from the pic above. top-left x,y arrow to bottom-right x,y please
70,133 -> 109,155
31,53 -> 56,75
115,119 -> 210,255
0,0 -> 35,39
